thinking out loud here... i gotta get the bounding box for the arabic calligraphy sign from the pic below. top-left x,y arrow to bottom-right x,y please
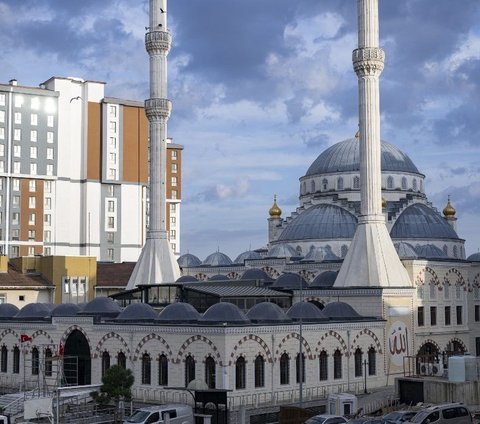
388,320 -> 409,367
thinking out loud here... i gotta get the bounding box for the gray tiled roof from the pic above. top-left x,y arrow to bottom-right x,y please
185,285 -> 291,298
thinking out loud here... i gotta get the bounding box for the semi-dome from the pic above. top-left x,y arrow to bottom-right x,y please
390,203 -> 459,240
115,303 -> 158,322
209,274 -> 229,281
0,303 -> 19,320
310,271 -> 337,288
287,302 -> 327,321
157,302 -> 201,323
468,252 -> 480,262
247,302 -> 291,323
51,303 -> 81,317
271,273 -> 308,290
177,253 -> 202,268
241,268 -> 272,281
323,301 -> 361,319
277,205 -> 357,242
200,302 -> 250,324
202,252 -> 233,266
415,244 -> 448,259
302,246 -> 340,262
394,242 -> 419,258
78,297 -> 122,318
15,303 -> 51,320
176,275 -> 199,283
305,138 -> 421,176
267,243 -> 301,258
234,250 -> 262,264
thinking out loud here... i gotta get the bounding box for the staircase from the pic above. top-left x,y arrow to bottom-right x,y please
0,392 -> 24,418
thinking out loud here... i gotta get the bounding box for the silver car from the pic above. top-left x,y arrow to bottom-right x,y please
383,411 -> 418,423
404,403 -> 472,424
304,415 -> 348,424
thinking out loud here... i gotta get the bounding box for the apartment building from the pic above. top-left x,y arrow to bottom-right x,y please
0,77 -> 182,261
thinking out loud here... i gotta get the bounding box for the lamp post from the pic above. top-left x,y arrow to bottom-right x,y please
363,359 -> 368,394
299,281 -> 303,408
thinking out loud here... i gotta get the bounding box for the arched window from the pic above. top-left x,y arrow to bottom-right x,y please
401,177 -> 407,190
387,176 -> 394,189
45,348 -> 53,377
413,178 -> 417,191
337,177 -> 344,191
235,357 -> 246,390
430,283 -> 436,299
185,355 -> 195,387
32,347 -> 39,375
13,346 -> 20,374
117,352 -> 126,369
141,353 -> 151,385
341,245 -> 348,258
419,180 -> 423,192
205,357 -> 216,389
354,348 -> 363,377
296,246 -> 302,255
102,351 -> 110,378
333,349 -> 342,380
296,353 -> 305,384
443,245 -> 448,256
280,353 -> 289,385
353,176 -> 360,189
302,181 -> 307,195
368,347 -> 376,376
254,355 -> 265,388
453,245 -> 458,258
158,354 -> 168,386
319,351 -> 328,381
0,346 -> 7,373
444,282 -> 450,299
322,179 -> 328,191
311,180 -> 316,193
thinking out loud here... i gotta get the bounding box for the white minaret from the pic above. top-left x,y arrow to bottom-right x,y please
335,0 -> 410,287
127,0 -> 180,290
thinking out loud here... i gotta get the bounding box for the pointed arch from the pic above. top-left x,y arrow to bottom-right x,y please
94,332 -> 131,359
414,267 -> 440,287
275,332 -> 314,361
0,329 -> 20,344
444,268 -> 466,290
31,329 -> 55,345
60,325 -> 92,348
176,335 -> 223,365
315,330 -> 348,355
134,333 -> 172,361
350,329 -> 383,354
228,334 -> 273,365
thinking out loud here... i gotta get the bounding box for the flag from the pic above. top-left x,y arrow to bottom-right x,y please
58,343 -> 64,357
20,334 -> 32,343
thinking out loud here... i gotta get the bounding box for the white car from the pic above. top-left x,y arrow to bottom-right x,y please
304,415 -> 348,424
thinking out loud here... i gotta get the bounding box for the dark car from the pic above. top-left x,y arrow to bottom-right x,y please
383,411 -> 418,423
347,418 -> 385,424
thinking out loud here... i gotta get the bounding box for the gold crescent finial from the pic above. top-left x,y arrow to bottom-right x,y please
443,195 -> 456,218
269,195 -> 282,218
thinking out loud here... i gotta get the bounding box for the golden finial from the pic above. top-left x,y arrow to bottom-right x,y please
355,130 -> 360,139
443,195 -> 456,218
269,195 -> 282,218
382,197 -> 387,210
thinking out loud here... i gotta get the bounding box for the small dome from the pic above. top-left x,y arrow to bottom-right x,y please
271,273 -> 308,290
157,302 -> 201,323
468,252 -> 480,262
176,275 -> 199,283
310,271 -> 337,288
51,303 -> 81,317
267,244 -> 301,259
415,244 -> 449,259
200,302 -> 250,324
178,254 -> 202,268
277,205 -> 357,242
247,302 -> 291,323
287,302 -> 327,321
15,303 -> 51,320
0,303 -> 19,320
78,297 -> 122,318
209,274 -> 229,281
241,268 -> 272,281
116,303 -> 158,322
187,379 -> 208,390
234,250 -> 262,264
202,252 -> 233,266
302,246 -> 340,262
390,203 -> 458,239
323,301 -> 361,319
394,242 -> 419,258
443,196 -> 456,218
269,195 -> 282,218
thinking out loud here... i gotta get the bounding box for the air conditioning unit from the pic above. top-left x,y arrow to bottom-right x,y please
419,362 -> 443,376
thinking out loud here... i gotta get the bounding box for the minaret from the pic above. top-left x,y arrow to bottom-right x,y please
127,0 -> 180,289
335,0 -> 410,287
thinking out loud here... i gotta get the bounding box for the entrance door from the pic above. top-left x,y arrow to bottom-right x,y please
64,330 -> 91,385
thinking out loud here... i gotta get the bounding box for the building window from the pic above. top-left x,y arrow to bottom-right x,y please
13,347 -> 20,374
12,213 -> 19,226
10,246 -> 19,258
158,354 -> 168,386
170,230 -> 176,240
235,357 -> 246,390
387,176 -> 394,189
30,146 -> 37,159
44,197 -> 51,209
333,349 -> 342,379
29,196 -> 36,208
430,284 -> 436,300
353,176 -> 360,189
117,352 -> 126,369
12,179 -> 19,191
32,347 -> 39,375
401,177 -> 407,189
109,152 -> 116,164
322,178 -> 328,191
476,305 -> 480,322
29,214 -> 36,225
354,348 -> 363,377
311,180 -> 316,193
456,285 -> 462,300
45,348 -> 53,376
44,214 -> 52,226
205,357 -> 216,389
185,355 -> 195,387
30,130 -> 37,142
47,148 -> 54,160
171,150 -> 177,160
28,230 -> 36,241
102,351 -> 110,378
171,216 -> 176,225
47,132 -> 54,143
107,185 -> 115,196
170,203 -> 176,213
280,353 -> 289,385
456,306 -> 463,325
109,137 -> 116,147
107,200 -> 115,212
453,245 -> 458,258
107,217 -> 115,229
14,95 -> 23,108
46,164 -> 53,176
444,283 -> 450,299
12,196 -> 20,206
31,97 -> 39,110
319,351 -> 328,381
296,353 -> 305,384
0,94 -> 4,106
141,353 -> 151,385
31,114 -> 38,126
368,347 -> 376,376
47,115 -> 54,127
171,243 -> 176,252
418,306 -> 425,326
109,105 -> 117,117
0,111 -> 4,123
108,168 -> 116,179
171,176 -> 177,187
45,181 -> 52,193
109,121 -> 116,132
13,145 -> 21,157
337,177 -> 344,190
107,232 -> 114,244
0,145 -> 4,157
29,180 -> 36,192
171,190 -> 177,199
171,163 -> 177,173
0,161 -> 3,173
430,306 -> 437,326
11,229 -> 19,241
107,249 -> 114,261
44,231 -> 51,243
30,163 -> 37,175
413,178 -> 417,191
254,355 -> 265,388
14,112 -> 21,124
0,128 -> 4,140
445,306 -> 451,325
0,346 -> 7,373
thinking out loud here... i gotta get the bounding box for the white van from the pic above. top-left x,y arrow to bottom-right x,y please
404,403 -> 472,424
123,404 -> 194,424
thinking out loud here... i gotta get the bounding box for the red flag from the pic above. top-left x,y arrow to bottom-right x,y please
58,343 -> 64,357
20,334 -> 32,343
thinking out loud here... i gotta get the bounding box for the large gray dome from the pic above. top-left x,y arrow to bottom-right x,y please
51,303 -> 81,317
306,138 -> 421,176
468,252 -> 480,262
323,301 -> 361,319
415,244 -> 448,259
202,252 -> 233,266
234,250 -> 262,264
271,273 -> 308,290
394,242 -> 419,258
241,268 -> 272,281
157,302 -> 201,323
0,303 -> 19,320
310,271 -> 337,288
15,303 -> 51,320
78,297 -> 122,318
287,302 -> 327,321
247,302 -> 291,323
267,243 -> 301,259
176,275 -> 199,283
200,302 -> 250,324
116,303 -> 158,322
178,253 -> 202,268
390,203 -> 459,240
278,204 -> 357,242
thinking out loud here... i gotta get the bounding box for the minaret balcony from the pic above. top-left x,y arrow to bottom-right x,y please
145,98 -> 172,119
145,31 -> 172,54
352,47 -> 385,76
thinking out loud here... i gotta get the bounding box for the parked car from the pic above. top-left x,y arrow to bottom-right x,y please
347,418 -> 385,424
304,415 -> 348,424
404,403 -> 472,424
123,404 -> 194,424
383,411 -> 418,423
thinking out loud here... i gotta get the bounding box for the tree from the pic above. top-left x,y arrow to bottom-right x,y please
91,365 -> 134,406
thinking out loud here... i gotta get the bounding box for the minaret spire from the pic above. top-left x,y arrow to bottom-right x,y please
335,0 -> 410,287
127,0 -> 180,290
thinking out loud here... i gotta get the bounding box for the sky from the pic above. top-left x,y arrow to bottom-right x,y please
1,0 -> 480,260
